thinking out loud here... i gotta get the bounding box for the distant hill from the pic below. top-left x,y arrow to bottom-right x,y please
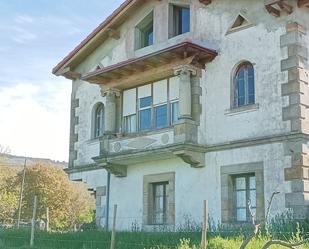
0,154 -> 68,168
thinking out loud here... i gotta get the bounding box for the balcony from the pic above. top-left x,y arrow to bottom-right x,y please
93,124 -> 207,177
85,41 -> 217,177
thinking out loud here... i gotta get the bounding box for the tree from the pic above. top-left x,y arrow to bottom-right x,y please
68,182 -> 95,229
15,163 -> 94,230
0,166 -> 20,223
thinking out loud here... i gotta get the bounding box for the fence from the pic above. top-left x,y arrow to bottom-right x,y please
1,199 -> 309,249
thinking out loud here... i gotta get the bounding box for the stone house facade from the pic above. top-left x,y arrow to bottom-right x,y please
53,0 -> 309,230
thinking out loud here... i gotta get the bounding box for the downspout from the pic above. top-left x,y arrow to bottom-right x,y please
105,171 -> 111,231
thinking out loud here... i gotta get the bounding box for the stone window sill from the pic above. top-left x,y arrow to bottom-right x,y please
225,103 -> 259,116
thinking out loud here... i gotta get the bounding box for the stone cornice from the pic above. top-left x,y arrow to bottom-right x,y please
67,132 -> 309,174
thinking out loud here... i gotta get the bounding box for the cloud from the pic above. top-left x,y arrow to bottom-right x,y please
0,80 -> 71,161
15,14 -> 34,24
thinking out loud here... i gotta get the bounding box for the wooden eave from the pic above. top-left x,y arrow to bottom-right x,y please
81,42 -> 217,89
52,0 -> 142,76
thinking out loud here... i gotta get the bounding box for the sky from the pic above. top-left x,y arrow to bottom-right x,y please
0,0 -> 124,162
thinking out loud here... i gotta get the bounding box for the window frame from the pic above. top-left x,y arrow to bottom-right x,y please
122,78 -> 179,134
154,103 -> 168,129
152,181 -> 168,225
93,103 -> 104,138
169,4 -> 190,38
135,11 -> 154,50
233,173 -> 256,223
233,62 -> 255,108
170,100 -> 179,124
124,114 -> 137,133
139,96 -> 153,131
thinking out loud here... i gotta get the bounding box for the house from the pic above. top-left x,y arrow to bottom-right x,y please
53,0 -> 309,230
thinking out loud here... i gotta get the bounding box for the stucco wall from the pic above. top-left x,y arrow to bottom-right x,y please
106,142 -> 290,230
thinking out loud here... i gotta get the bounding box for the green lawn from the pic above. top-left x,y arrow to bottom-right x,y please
0,229 -> 308,249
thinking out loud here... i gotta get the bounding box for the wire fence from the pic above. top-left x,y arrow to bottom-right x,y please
1,218 -> 309,249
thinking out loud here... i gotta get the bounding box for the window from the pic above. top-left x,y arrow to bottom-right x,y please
171,101 -> 179,124
122,77 -> 179,133
124,114 -> 137,133
234,62 -> 255,108
94,103 -> 104,138
153,182 -> 168,224
135,11 -> 154,49
155,104 -> 168,129
143,172 -> 175,227
139,96 -> 152,131
234,174 -> 256,222
171,5 -> 190,37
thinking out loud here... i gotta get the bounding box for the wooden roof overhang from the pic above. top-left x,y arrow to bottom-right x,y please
81,42 -> 217,90
52,0 -> 143,76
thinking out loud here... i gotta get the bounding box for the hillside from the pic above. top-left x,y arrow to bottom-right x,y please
0,154 -> 67,168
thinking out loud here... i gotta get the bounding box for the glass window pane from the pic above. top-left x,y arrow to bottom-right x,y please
171,102 -> 179,124
236,177 -> 246,190
95,105 -> 104,137
236,191 -> 246,208
146,27 -> 153,46
155,105 -> 168,129
248,65 -> 255,104
140,109 -> 151,131
249,176 -> 256,189
237,208 -> 247,221
248,94 -> 255,104
236,67 -> 245,106
180,7 -> 190,33
248,75 -> 254,95
250,190 -> 256,208
155,185 -> 164,196
237,78 -> 245,97
125,115 -> 136,133
140,96 -> 152,108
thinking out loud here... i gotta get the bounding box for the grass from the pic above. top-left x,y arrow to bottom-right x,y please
1,229 -> 309,249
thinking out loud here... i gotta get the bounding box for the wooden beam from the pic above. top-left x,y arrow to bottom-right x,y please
90,56 -> 197,89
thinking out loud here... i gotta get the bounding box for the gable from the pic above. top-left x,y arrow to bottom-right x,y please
226,13 -> 254,34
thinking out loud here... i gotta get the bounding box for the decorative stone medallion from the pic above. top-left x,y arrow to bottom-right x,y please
113,142 -> 122,152
161,134 -> 170,145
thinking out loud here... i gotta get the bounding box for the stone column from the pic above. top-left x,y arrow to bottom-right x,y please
101,88 -> 120,135
174,65 -> 197,120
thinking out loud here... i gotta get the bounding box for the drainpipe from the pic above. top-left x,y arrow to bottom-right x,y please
105,171 -> 111,231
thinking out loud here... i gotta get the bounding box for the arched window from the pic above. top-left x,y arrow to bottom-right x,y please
234,62 -> 255,107
94,103 -> 104,138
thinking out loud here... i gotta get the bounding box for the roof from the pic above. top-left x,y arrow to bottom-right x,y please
81,41 -> 217,89
52,0 -> 140,75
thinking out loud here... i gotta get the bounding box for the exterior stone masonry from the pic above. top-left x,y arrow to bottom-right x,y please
281,22 -> 309,218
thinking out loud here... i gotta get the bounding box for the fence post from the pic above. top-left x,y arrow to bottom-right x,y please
46,207 -> 49,232
201,200 -> 208,249
17,159 -> 27,229
30,196 -> 37,247
110,204 -> 117,249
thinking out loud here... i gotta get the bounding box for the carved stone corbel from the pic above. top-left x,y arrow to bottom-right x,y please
199,0 -> 212,6
173,150 -> 205,168
104,163 -> 127,177
298,0 -> 309,8
264,0 -> 293,17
